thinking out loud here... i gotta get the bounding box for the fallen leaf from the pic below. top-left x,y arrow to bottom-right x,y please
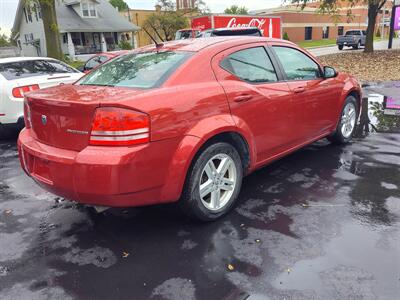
5,209 -> 12,214
227,264 -> 235,271
255,239 -> 261,243
287,268 -> 292,274
122,251 -> 130,258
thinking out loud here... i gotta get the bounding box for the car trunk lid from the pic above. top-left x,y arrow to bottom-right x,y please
26,84 -> 147,151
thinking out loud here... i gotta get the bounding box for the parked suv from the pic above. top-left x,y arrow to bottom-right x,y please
0,57 -> 82,133
18,37 -> 361,221
336,29 -> 366,50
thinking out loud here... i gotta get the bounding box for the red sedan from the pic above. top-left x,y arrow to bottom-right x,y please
18,37 -> 361,221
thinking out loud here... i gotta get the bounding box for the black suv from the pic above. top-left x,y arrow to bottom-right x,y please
196,27 -> 262,38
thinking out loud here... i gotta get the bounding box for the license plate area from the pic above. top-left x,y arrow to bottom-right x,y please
32,157 -> 54,185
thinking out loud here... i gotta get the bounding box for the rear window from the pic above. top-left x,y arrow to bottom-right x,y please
78,51 -> 191,89
345,31 -> 361,36
0,60 -> 78,80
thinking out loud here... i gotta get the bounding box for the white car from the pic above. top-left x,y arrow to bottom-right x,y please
0,57 -> 83,132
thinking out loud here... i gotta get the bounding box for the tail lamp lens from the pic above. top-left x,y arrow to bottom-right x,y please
89,107 -> 150,146
12,84 -> 40,98
23,100 -> 32,129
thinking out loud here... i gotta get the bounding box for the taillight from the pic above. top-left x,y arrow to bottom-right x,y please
12,84 -> 40,98
24,100 -> 32,129
89,107 -> 150,146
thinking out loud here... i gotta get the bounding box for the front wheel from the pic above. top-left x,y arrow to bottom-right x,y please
328,96 -> 358,144
180,142 -> 243,221
338,45 -> 343,50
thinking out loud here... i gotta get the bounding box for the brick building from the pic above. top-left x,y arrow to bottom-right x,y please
177,0 -> 195,10
252,0 -> 394,42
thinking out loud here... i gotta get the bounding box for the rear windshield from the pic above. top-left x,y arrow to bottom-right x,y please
0,60 -> 78,80
78,51 -> 191,89
345,31 -> 361,36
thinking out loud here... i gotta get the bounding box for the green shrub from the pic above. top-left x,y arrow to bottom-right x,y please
119,40 -> 133,50
283,32 -> 290,41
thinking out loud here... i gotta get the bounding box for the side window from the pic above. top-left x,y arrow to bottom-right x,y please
220,47 -> 278,83
85,57 -> 101,69
362,30 -> 367,35
272,46 -> 321,81
98,56 -> 109,64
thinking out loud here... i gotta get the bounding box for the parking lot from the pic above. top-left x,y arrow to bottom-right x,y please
1,123 -> 399,299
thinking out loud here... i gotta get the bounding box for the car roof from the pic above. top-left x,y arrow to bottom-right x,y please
0,56 -> 58,64
137,36 -> 286,53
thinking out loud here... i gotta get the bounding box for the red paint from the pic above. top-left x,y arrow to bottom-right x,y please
191,14 -> 282,38
18,37 -> 361,208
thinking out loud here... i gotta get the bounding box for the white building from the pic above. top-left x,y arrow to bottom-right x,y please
12,0 -> 140,60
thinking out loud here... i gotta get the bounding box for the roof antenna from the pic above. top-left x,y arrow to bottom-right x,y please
143,28 -> 164,50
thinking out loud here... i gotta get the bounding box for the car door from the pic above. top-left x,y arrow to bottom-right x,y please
269,44 -> 342,143
212,44 -> 295,163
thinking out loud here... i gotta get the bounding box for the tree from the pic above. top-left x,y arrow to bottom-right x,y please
143,0 -> 208,42
144,11 -> 189,42
289,0 -> 387,53
0,30 -> 12,47
109,0 -> 128,11
25,0 -> 63,59
224,5 -> 249,15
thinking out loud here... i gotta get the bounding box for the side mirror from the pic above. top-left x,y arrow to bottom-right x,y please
323,66 -> 337,79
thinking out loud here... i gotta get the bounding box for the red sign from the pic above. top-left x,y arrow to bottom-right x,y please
191,15 -> 282,39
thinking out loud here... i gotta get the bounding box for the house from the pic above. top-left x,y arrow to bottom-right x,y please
12,0 -> 140,60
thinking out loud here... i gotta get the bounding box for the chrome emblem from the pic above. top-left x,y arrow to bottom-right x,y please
41,115 -> 47,125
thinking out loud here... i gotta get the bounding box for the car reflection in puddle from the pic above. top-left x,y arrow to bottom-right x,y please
360,82 -> 400,134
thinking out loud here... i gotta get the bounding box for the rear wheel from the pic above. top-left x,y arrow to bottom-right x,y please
338,45 -> 343,50
328,96 -> 358,144
180,142 -> 243,221
353,41 -> 360,50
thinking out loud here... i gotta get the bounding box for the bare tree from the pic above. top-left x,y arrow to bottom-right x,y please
26,0 -> 63,59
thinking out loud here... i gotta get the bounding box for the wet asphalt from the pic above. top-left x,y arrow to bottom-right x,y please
1,86 -> 400,300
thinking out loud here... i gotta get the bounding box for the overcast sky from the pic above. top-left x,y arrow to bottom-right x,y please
0,0 -> 283,36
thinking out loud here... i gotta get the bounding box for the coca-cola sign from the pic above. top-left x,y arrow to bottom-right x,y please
205,15 -> 281,38
226,18 -> 267,30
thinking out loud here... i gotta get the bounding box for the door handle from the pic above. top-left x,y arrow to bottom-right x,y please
234,94 -> 253,102
293,87 -> 306,93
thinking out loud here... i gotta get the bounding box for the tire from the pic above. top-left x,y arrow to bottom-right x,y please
328,96 -> 358,144
180,142 -> 243,221
338,45 -> 343,50
353,41 -> 360,50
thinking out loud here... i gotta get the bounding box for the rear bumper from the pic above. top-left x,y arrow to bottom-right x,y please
18,128 -> 181,207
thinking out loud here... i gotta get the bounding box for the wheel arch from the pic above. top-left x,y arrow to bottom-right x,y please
159,124 -> 255,203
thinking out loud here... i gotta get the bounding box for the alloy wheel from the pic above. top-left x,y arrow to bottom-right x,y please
199,153 -> 237,211
340,102 -> 356,138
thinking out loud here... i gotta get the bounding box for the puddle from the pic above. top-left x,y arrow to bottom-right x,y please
359,83 -> 400,135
